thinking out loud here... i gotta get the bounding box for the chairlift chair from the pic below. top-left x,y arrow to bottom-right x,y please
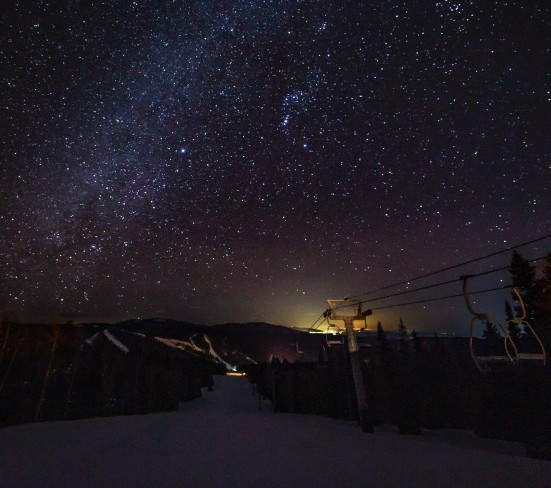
462,276 -> 517,372
505,288 -> 546,365
461,276 -> 547,372
324,299 -> 370,346
325,322 -> 345,347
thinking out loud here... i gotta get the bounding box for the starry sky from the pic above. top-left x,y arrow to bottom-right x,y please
1,1 -> 549,333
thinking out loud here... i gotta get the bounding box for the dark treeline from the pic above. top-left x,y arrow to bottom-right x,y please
0,323 -> 215,425
249,251 -> 551,459
249,336 -> 551,457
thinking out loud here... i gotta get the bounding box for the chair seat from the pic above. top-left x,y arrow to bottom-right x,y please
516,353 -> 546,360
475,356 -> 512,363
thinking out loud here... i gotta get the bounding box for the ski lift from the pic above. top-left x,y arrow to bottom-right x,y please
462,276 -> 516,372
325,321 -> 345,347
505,287 -> 546,365
461,276 -> 547,372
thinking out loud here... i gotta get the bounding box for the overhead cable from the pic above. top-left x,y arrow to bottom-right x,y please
330,254 -> 548,313
371,285 -> 512,311
307,312 -> 327,332
361,264 -> 511,305
346,233 -> 551,302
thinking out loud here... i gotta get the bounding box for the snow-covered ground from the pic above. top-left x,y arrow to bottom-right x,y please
1,376 -> 549,487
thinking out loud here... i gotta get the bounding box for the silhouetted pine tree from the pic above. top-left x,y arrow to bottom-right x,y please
397,317 -> 408,351
411,329 -> 420,351
504,298 -> 514,320
509,250 -> 539,322
376,321 -> 387,346
482,319 -> 501,356
482,320 -> 500,340
505,299 -> 523,343
398,317 -> 408,340
534,253 -> 551,350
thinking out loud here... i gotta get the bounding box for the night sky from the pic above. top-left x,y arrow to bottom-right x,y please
1,1 -> 549,333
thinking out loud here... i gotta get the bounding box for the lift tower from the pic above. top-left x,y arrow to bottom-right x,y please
326,299 -> 373,433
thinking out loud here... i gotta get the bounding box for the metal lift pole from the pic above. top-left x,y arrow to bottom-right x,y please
327,299 -> 373,433
345,318 -> 373,433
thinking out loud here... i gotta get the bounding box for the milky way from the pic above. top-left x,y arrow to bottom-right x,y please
1,1 -> 549,331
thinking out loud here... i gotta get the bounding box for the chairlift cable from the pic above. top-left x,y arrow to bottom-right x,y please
317,254 -> 548,320
330,254 -> 548,313
345,233 -> 551,302
360,264 -> 511,305
371,285 -> 512,311
306,312 -> 327,332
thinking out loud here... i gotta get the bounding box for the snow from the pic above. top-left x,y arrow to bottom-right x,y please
154,336 -> 204,354
84,331 -> 101,347
241,353 -> 258,365
1,376 -> 549,488
202,333 -> 235,370
103,330 -> 130,354
84,330 -> 130,354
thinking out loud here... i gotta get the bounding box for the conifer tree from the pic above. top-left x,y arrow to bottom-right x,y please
376,321 -> 389,349
534,253 -> 551,348
398,317 -> 407,338
411,329 -> 420,351
397,317 -> 408,353
504,299 -> 514,321
508,250 -> 539,322
504,299 -> 522,342
482,319 -> 501,356
482,320 -> 500,341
